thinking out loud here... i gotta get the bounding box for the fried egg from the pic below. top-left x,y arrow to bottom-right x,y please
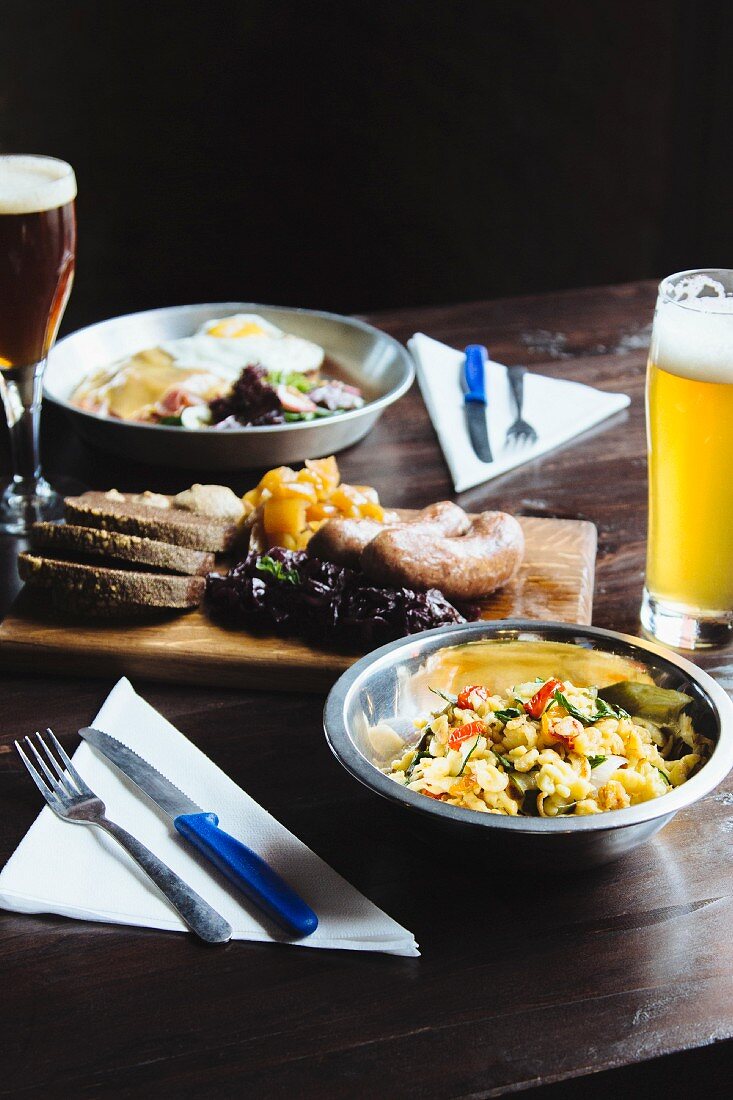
159,314 -> 325,379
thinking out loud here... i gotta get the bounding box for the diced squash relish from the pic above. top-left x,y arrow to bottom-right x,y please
242,456 -> 383,550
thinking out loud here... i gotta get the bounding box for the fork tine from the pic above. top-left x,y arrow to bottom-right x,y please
28,732 -> 75,798
24,734 -> 62,790
15,740 -> 60,807
46,728 -> 90,795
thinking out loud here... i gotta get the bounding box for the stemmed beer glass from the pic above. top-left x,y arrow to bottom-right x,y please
0,155 -> 77,534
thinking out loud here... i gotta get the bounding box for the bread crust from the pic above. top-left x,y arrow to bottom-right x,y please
64,492 -> 241,552
18,553 -> 205,610
31,523 -> 214,576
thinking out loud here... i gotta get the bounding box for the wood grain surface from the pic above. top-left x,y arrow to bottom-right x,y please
0,516 -> 596,691
0,281 -> 731,1099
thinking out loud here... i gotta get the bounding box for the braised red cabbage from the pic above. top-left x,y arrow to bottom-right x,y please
206,547 -> 474,646
209,365 -> 284,427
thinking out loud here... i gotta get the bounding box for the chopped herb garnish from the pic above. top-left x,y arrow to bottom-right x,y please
256,555 -> 299,585
405,726 -> 433,780
457,736 -> 481,776
655,766 -> 671,785
496,753 -> 515,771
553,690 -> 625,726
494,707 -> 522,725
587,755 -> 607,769
593,696 -> 629,719
430,687 -> 457,705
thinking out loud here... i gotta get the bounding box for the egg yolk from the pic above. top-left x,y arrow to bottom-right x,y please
207,319 -> 266,339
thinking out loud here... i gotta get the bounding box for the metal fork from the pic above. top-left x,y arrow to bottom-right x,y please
504,365 -> 538,448
15,730 -> 232,944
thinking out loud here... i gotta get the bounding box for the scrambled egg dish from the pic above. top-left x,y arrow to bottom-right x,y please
384,677 -> 711,817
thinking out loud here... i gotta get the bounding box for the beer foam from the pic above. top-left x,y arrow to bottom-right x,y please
652,276 -> 733,385
0,155 -> 76,215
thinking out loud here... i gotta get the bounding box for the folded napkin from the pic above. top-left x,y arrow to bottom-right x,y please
0,679 -> 418,956
409,333 -> 630,493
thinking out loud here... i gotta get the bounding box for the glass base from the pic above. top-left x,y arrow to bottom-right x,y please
641,587 -> 733,650
0,475 -> 84,536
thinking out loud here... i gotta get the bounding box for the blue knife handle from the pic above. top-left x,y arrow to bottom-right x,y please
174,812 -> 318,938
463,344 -> 488,403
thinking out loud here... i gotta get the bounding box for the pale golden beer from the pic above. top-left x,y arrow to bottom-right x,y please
642,270 -> 733,647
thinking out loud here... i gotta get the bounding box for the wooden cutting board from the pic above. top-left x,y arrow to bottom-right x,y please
0,516 -> 596,692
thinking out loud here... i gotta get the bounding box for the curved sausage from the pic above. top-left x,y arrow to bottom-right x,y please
307,501 -> 470,569
360,511 -> 524,601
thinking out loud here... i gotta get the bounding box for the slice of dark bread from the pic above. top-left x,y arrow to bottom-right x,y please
64,492 -> 241,552
18,553 -> 205,612
31,523 -> 214,576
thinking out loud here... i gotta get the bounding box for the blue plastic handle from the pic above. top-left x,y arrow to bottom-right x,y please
174,812 -> 318,938
463,344 -> 489,403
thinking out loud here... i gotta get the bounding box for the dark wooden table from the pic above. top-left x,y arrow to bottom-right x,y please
1,282 -> 731,1098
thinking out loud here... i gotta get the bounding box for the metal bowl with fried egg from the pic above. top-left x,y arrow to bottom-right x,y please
44,302 -> 414,470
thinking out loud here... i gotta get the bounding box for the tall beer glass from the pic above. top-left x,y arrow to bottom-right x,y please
0,156 -> 76,534
641,268 -> 733,649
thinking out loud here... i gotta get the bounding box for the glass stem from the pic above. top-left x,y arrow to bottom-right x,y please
0,361 -> 45,495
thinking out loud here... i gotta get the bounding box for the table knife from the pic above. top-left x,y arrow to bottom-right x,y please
78,726 -> 318,938
463,344 -> 493,462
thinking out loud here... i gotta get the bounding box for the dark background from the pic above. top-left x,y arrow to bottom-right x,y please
1,1 -> 731,330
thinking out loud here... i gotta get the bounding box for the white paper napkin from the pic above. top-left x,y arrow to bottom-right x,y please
409,333 -> 630,493
0,679 -> 418,956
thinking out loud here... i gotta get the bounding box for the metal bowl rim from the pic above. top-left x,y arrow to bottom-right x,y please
45,301 -> 415,435
323,619 -> 733,835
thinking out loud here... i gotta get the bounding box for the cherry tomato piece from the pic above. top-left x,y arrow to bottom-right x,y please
448,721 -> 485,750
457,685 -> 490,710
525,679 -> 564,720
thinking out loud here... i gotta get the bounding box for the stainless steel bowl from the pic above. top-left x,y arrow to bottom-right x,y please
324,620 -> 733,869
44,302 -> 414,470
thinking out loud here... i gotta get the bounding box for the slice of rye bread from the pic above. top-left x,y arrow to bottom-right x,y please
18,553 -> 205,611
30,523 -> 214,576
64,492 -> 241,552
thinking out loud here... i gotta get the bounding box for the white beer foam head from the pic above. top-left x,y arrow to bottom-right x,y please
653,273 -> 733,385
0,156 -> 77,215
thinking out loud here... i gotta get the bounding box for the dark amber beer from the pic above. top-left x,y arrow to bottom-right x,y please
0,156 -> 76,532
0,157 -> 76,369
